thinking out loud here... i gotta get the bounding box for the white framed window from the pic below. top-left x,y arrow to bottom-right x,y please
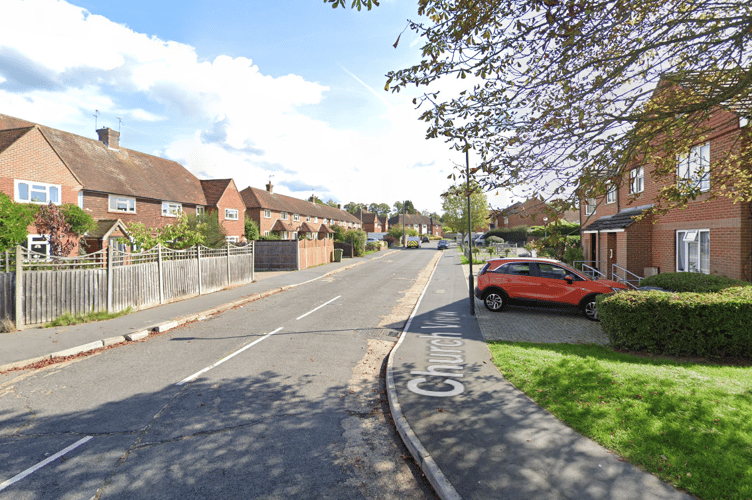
677,142 -> 710,193
422,224 -> 427,230
26,235 -> 50,258
196,206 -> 205,216
314,217 -> 319,223
293,213 -> 300,221
162,201 -> 182,217
281,212 -> 288,220
226,235 -> 239,243
264,209 -> 271,218
606,184 -> 616,204
282,231 -> 289,240
323,218 -> 328,224
78,191 -> 84,209
629,167 -> 644,194
15,180 -> 61,205
306,215 -> 311,222
677,229 -> 709,274
585,198 -> 596,216
108,195 -> 136,213
225,208 -> 239,220
503,216 -> 509,225
292,232 -> 298,239
264,231 -> 270,236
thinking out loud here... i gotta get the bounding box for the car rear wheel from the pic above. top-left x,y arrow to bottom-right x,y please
582,296 -> 600,321
483,291 -> 506,312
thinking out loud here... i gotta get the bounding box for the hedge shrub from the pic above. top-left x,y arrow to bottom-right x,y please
639,272 -> 752,293
598,286 -> 752,359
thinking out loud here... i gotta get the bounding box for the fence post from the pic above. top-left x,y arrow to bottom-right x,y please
226,242 -> 231,287
14,245 -> 23,330
296,240 -> 301,271
107,245 -> 113,313
196,244 -> 203,295
158,244 -> 164,305
251,241 -> 255,282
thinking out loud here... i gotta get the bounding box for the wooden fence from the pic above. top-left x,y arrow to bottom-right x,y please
2,243 -> 254,328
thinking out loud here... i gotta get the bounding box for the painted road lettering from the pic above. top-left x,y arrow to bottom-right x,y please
407,311 -> 466,397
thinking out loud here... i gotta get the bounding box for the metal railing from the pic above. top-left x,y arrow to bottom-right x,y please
611,264 -> 643,289
573,260 -> 607,280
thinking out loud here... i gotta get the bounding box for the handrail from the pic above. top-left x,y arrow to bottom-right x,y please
573,260 -> 607,280
611,263 -> 643,289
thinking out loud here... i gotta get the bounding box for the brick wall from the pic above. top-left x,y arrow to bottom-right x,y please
82,191 -> 202,230
213,183 -> 246,240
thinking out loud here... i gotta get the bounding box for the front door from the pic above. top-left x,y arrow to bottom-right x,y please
607,233 -> 617,279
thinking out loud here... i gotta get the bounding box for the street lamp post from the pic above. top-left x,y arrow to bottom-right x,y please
544,217 -> 548,238
465,144 -> 475,316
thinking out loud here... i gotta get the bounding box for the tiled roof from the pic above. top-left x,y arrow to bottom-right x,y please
0,114 -> 207,205
318,224 -> 335,234
663,71 -> 752,116
200,179 -> 233,206
271,219 -> 299,232
582,205 -> 653,232
388,213 -> 440,226
0,127 -> 33,155
86,219 -> 130,239
298,222 -> 318,233
240,186 -> 360,224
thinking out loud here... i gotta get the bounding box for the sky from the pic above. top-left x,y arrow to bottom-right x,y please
0,0 -> 512,215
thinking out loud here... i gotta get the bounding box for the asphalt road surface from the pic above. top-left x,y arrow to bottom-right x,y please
0,246 -> 442,500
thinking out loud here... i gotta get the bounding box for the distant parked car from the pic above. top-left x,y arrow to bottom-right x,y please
437,240 -> 449,250
422,236 -> 429,243
474,257 -> 629,321
366,237 -> 380,243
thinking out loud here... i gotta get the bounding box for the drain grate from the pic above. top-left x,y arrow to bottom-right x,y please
352,328 -> 401,341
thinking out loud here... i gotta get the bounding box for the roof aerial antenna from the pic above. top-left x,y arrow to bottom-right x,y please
117,117 -> 122,134
94,109 -> 99,130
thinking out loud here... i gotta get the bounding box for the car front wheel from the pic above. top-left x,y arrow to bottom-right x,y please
483,291 -> 506,312
582,296 -> 600,321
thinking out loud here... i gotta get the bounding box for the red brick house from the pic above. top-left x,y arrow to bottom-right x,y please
0,113 -> 247,251
240,182 -> 361,240
387,214 -> 442,237
491,197 -> 579,229
580,81 -> 752,283
200,179 -> 246,243
354,210 -> 386,233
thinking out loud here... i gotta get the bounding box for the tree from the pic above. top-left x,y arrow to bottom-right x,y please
34,202 -> 76,256
392,200 -> 417,216
127,213 -> 207,250
186,212 -> 226,248
441,183 -> 488,241
244,216 -> 260,241
329,0 -> 752,214
0,194 -> 36,252
344,202 -> 367,214
368,203 -> 391,217
344,229 -> 367,256
332,225 -> 346,242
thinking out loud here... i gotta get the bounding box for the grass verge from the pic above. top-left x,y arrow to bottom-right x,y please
487,341 -> 752,500
460,255 -> 486,265
44,307 -> 133,328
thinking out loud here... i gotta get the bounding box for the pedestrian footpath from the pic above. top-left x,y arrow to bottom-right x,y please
387,250 -> 694,500
0,250 -> 397,372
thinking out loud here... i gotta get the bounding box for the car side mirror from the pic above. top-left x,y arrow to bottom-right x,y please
564,275 -> 574,284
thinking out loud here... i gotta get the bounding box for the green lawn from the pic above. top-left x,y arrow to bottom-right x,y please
487,342 -> 752,500
44,307 -> 132,327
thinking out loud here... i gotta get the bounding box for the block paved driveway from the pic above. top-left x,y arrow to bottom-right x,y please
463,264 -> 609,345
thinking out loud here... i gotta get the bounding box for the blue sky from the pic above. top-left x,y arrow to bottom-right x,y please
0,0 -> 510,213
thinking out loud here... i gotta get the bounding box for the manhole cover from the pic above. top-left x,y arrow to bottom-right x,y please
352,328 -> 401,341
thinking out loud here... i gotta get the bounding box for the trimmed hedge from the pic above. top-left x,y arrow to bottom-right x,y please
640,272 -> 752,293
485,227 -> 527,244
598,287 -> 752,359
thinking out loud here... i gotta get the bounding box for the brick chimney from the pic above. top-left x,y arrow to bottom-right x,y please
266,182 -> 273,193
337,203 -> 342,210
96,127 -> 119,149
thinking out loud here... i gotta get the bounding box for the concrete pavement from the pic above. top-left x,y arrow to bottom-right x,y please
387,249 -> 694,500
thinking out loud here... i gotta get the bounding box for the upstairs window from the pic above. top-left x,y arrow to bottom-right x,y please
225,208 -> 239,220
629,167 -> 644,194
293,213 -> 300,221
109,195 -> 136,213
162,201 -> 182,217
606,184 -> 616,204
264,209 -> 271,218
306,215 -> 311,222
677,142 -> 710,193
196,206 -> 205,216
585,198 -> 596,216
15,180 -> 60,205
281,212 -> 288,220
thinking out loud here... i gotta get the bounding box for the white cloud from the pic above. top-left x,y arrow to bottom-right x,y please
0,0 -> 478,213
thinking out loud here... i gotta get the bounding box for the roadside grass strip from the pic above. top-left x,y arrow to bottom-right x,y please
487,342 -> 752,500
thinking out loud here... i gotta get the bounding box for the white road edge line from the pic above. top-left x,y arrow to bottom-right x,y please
176,327 -> 284,386
0,436 -> 93,492
296,296 -> 341,320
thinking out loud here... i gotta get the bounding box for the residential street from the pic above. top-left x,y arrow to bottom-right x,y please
0,248 -> 441,500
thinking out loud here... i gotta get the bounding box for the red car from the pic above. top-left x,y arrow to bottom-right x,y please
474,257 -> 629,321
